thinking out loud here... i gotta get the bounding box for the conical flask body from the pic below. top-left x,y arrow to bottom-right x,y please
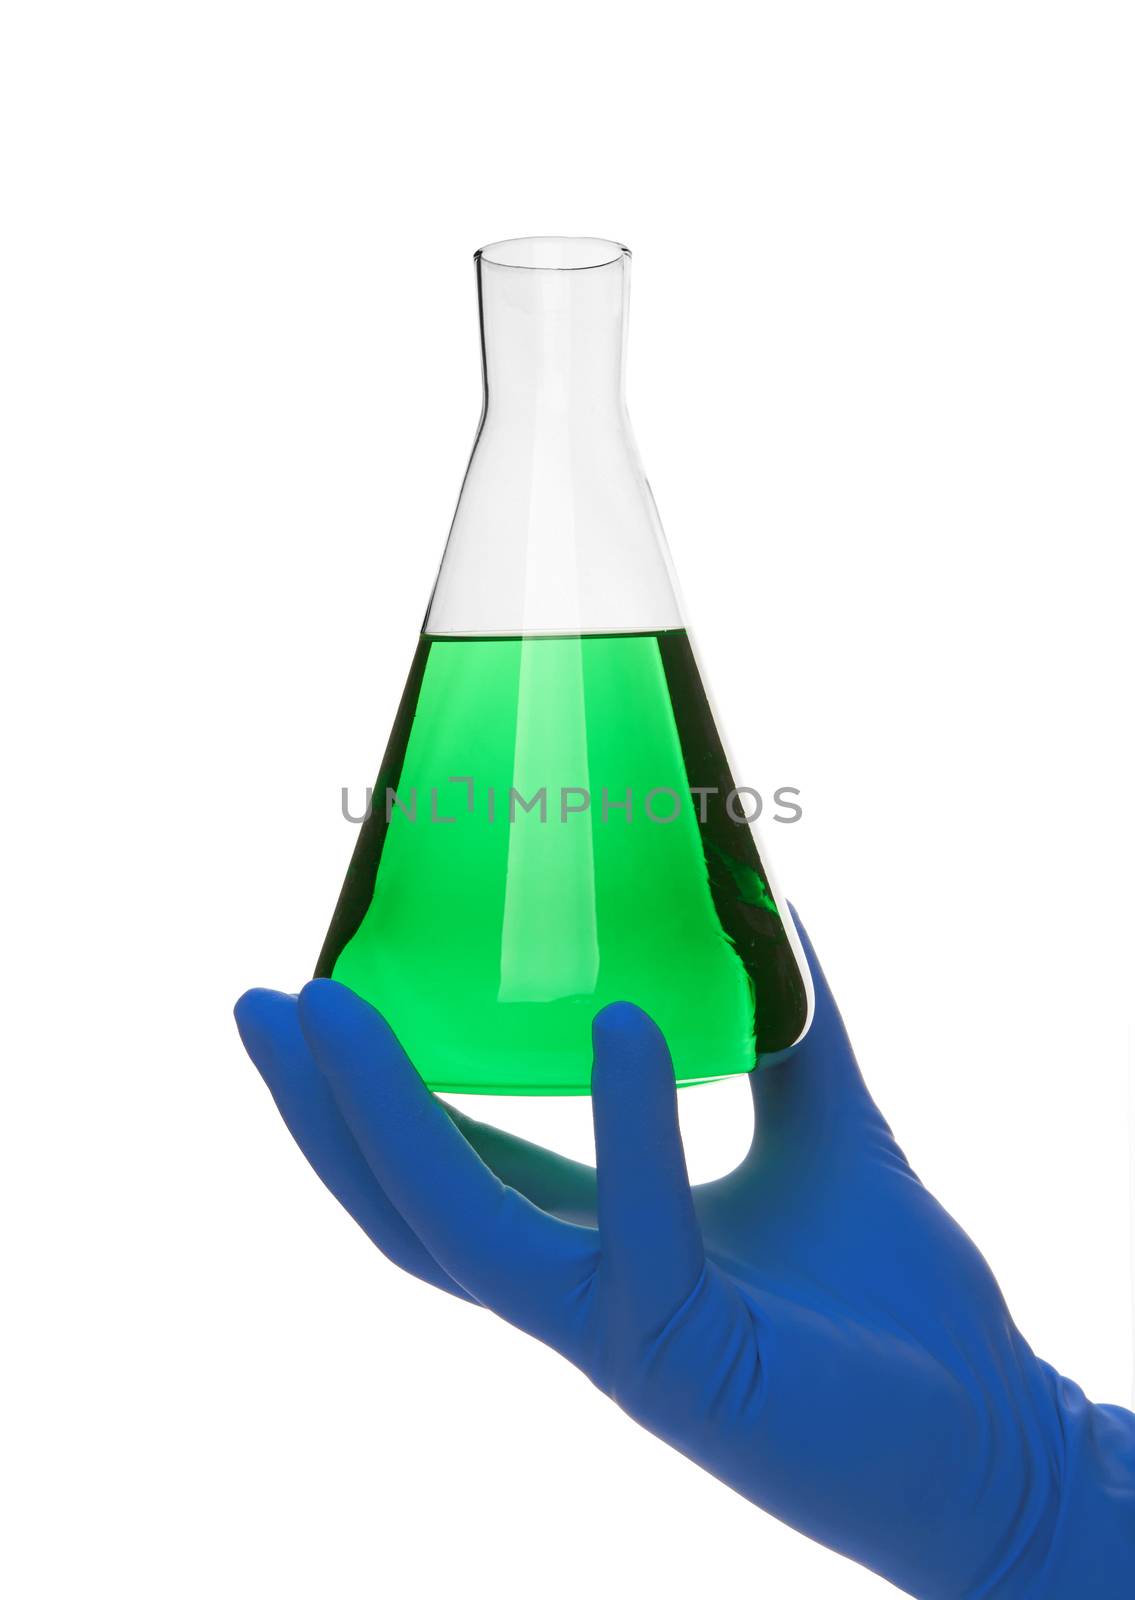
318,239 -> 811,1093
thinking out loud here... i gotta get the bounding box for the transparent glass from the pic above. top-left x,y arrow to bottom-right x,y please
317,237 -> 813,1093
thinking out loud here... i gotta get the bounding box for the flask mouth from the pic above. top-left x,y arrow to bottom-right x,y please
477,236 -> 629,272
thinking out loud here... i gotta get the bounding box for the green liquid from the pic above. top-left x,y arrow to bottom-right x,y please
318,631 -> 808,1093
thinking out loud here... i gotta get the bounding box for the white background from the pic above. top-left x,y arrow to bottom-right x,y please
2,3 -> 1132,1596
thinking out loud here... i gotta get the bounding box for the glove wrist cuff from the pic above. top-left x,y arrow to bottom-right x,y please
1029,1381 -> 1135,1597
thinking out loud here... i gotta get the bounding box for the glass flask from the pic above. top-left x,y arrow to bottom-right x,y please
317,236 -> 813,1093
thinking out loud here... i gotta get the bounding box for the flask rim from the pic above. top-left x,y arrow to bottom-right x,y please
476,236 -> 630,272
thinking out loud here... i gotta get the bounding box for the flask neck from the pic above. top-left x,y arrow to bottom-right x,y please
425,237 -> 682,638
477,239 -> 628,423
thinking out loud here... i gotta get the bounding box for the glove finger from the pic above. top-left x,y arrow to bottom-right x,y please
444,1106 -> 598,1226
591,1003 -> 705,1335
298,980 -> 596,1353
750,906 -> 887,1149
235,989 -> 473,1300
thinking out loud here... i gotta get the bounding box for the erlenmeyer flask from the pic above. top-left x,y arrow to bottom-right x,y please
317,237 -> 812,1093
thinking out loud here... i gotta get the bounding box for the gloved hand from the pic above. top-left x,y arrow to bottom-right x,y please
235,915 -> 1134,1597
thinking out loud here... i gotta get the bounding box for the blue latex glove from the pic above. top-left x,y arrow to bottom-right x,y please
235,916 -> 1134,1596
